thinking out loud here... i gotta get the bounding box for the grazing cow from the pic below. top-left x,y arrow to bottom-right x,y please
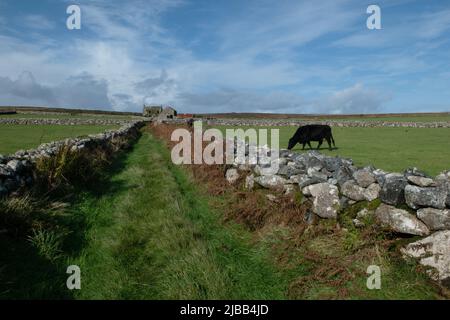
287,125 -> 335,150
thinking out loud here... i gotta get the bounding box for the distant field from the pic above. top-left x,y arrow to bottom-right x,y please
0,124 -> 118,155
204,113 -> 450,122
213,125 -> 450,176
0,113 -> 143,120
297,115 -> 450,122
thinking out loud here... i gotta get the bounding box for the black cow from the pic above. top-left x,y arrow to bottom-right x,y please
287,125 -> 335,150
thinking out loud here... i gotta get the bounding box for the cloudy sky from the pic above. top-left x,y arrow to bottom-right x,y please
0,0 -> 450,114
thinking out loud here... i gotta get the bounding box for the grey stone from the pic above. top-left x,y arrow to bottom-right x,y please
357,208 -> 374,219
285,163 -> 306,178
0,164 -> 13,177
327,178 -> 338,185
266,194 -> 278,202
407,175 -> 435,187
339,196 -> 350,210
283,184 -> 295,195
302,185 -> 312,196
304,183 -> 340,219
404,167 -> 429,178
333,165 -> 354,187
405,184 -> 446,209
254,175 -> 288,189
417,208 -> 450,231
372,169 -> 387,185
353,219 -> 365,228
375,204 -> 430,236
323,157 -> 343,172
307,167 -> 328,181
244,174 -> 255,190
353,169 -> 376,188
279,149 -> 292,158
363,183 -> 381,202
379,173 -> 408,205
341,180 -> 366,201
401,230 -> 450,287
225,168 -> 239,184
298,175 -> 324,188
305,155 -> 324,170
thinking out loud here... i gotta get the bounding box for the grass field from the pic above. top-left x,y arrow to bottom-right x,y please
213,125 -> 450,176
0,129 -> 443,299
0,124 -> 118,155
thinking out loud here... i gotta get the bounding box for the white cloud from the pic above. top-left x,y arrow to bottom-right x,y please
0,71 -> 112,110
318,83 -> 389,114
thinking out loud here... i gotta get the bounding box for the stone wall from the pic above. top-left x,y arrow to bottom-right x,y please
211,118 -> 450,128
224,141 -> 450,286
163,118 -> 450,128
0,121 -> 146,197
0,118 -> 136,126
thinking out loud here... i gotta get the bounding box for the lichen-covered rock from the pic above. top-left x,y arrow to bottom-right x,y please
283,184 -> 295,195
225,168 -> 239,185
353,218 -> 365,228
379,173 -> 408,205
375,203 -> 430,236
406,175 -> 435,187
372,169 -> 387,186
363,183 -> 381,201
401,230 -> 450,287
307,167 -> 328,181
297,175 -> 325,188
341,180 -> 365,201
332,165 -> 354,187
323,157 -> 343,172
417,208 -> 450,231
405,184 -> 446,209
353,169 -> 376,188
284,163 -> 306,178
254,175 -> 287,189
404,167 -> 429,178
304,183 -> 340,219
357,208 -> 374,219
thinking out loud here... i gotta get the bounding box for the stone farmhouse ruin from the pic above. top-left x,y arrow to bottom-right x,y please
143,105 -> 177,119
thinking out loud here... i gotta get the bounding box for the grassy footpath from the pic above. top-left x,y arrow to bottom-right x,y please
67,131 -> 288,299
0,124 -> 118,155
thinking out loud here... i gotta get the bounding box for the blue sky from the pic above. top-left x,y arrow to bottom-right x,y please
0,0 -> 450,114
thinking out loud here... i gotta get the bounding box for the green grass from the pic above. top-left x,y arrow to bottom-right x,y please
0,124 -> 118,155
0,130 -> 445,299
213,125 -> 450,176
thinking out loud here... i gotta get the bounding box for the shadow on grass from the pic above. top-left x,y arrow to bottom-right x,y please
291,146 -> 340,152
0,138 -> 140,299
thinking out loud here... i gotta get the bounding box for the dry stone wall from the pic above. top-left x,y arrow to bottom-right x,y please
208,118 -> 450,128
224,141 -> 450,286
0,121 -> 146,197
0,118 -> 135,126
163,118 -> 450,128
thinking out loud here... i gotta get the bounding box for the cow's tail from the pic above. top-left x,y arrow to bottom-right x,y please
330,133 -> 336,147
